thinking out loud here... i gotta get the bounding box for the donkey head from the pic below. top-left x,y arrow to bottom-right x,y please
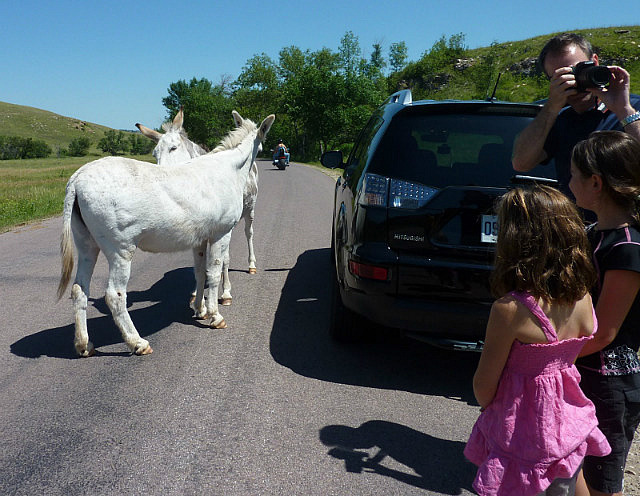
136,107 -> 197,166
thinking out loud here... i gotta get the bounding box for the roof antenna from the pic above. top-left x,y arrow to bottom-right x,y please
487,72 -> 502,101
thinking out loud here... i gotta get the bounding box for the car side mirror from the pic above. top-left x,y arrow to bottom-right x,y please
321,150 -> 344,169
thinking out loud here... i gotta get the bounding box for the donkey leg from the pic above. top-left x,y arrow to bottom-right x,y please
245,209 -> 257,274
70,219 -> 100,357
220,244 -> 232,306
190,242 -> 208,319
205,234 -> 231,328
105,253 -> 152,355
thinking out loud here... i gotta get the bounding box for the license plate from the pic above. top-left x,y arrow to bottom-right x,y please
481,215 -> 498,243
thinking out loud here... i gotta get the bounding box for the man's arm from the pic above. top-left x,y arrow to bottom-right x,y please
512,67 -> 574,171
512,102 -> 558,171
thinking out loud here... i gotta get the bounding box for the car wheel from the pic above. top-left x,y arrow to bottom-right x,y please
328,258 -> 364,342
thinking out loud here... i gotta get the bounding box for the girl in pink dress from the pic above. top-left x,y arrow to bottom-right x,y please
465,186 -> 611,495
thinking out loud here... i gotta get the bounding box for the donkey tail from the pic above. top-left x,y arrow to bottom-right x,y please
57,181 -> 77,300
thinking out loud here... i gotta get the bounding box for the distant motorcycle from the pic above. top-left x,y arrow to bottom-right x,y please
272,145 -> 290,170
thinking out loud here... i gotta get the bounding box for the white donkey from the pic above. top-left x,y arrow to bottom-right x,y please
57,113 -> 275,357
136,110 -> 259,306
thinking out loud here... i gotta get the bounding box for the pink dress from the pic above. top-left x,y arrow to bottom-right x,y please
464,291 -> 611,496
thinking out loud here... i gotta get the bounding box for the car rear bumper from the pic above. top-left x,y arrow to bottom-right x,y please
340,284 -> 489,351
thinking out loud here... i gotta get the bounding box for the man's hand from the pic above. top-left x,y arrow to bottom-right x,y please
589,66 -> 634,118
547,66 -> 577,112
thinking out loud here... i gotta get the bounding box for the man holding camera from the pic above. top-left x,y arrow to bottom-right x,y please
512,33 -> 640,194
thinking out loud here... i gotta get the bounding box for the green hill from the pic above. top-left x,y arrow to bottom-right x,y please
0,101 -> 133,155
395,25 -> 640,102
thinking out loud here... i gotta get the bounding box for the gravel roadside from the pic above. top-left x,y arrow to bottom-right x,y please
626,427 -> 640,494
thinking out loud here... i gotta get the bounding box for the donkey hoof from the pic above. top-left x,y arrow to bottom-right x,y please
220,297 -> 232,306
209,318 -> 227,329
249,268 -> 257,275
134,341 -> 153,356
76,342 -> 95,358
136,345 -> 153,356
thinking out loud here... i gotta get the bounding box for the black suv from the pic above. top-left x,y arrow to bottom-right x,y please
321,90 -> 557,351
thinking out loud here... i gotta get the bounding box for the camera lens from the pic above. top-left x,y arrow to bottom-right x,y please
573,62 -> 611,90
588,66 -> 612,87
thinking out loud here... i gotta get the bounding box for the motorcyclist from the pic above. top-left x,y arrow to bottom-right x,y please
273,139 -> 290,165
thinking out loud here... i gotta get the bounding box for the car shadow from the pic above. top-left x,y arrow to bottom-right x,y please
11,267 -> 196,359
269,248 -> 480,404
319,420 -> 476,494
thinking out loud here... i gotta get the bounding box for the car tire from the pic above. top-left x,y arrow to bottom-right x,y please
328,255 -> 365,342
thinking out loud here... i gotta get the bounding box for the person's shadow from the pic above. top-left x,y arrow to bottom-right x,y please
319,420 -> 476,494
11,267 -> 196,359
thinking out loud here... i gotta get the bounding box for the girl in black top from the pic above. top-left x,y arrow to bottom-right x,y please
569,130 -> 640,496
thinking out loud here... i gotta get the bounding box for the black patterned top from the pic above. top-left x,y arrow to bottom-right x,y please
576,225 -> 640,376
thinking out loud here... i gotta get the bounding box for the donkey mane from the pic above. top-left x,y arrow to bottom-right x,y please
213,119 -> 257,152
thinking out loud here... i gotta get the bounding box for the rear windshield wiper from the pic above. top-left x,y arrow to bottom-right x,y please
510,175 -> 559,186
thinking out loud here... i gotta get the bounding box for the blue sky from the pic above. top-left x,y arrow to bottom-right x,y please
2,0 -> 638,130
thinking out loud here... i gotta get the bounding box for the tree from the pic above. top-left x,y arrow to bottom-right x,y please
396,33 -> 467,98
163,77 -> 235,149
98,130 -> 128,155
370,43 -> 386,73
469,41 -> 502,99
338,31 -> 361,77
389,41 -> 408,73
68,137 -> 92,157
234,54 -> 280,126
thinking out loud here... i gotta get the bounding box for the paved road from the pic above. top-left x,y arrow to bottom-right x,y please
0,159 -> 482,495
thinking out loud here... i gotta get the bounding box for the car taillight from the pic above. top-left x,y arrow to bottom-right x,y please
349,260 -> 389,281
389,178 -> 438,209
359,173 -> 437,209
360,173 -> 388,206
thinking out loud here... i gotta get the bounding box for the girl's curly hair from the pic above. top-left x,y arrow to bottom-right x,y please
490,185 -> 595,304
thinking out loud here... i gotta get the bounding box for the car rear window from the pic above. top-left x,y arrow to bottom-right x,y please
367,108 -> 555,188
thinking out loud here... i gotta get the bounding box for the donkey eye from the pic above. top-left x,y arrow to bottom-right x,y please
170,146 -> 178,152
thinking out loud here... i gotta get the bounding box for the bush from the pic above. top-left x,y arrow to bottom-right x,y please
128,134 -> 155,155
98,130 -> 128,155
68,137 -> 92,157
0,135 -> 51,159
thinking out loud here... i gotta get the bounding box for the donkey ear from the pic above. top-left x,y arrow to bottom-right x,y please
135,123 -> 162,142
231,110 -> 243,128
172,107 -> 184,129
258,114 -> 276,140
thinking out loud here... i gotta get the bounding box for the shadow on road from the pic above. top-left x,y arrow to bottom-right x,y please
11,267 -> 196,359
319,420 -> 476,494
269,248 -> 480,404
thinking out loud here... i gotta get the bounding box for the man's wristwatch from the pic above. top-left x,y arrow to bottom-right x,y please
621,111 -> 640,127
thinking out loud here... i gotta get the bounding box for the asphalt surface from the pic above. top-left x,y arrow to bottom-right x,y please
0,159 -> 482,495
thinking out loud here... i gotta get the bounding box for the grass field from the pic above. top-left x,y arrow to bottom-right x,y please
0,154 -> 153,232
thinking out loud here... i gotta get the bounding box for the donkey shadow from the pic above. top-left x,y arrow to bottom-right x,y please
11,267 -> 195,359
269,248 -> 480,403
319,420 -> 476,494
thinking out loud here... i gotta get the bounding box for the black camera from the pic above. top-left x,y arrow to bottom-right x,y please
571,61 -> 611,91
